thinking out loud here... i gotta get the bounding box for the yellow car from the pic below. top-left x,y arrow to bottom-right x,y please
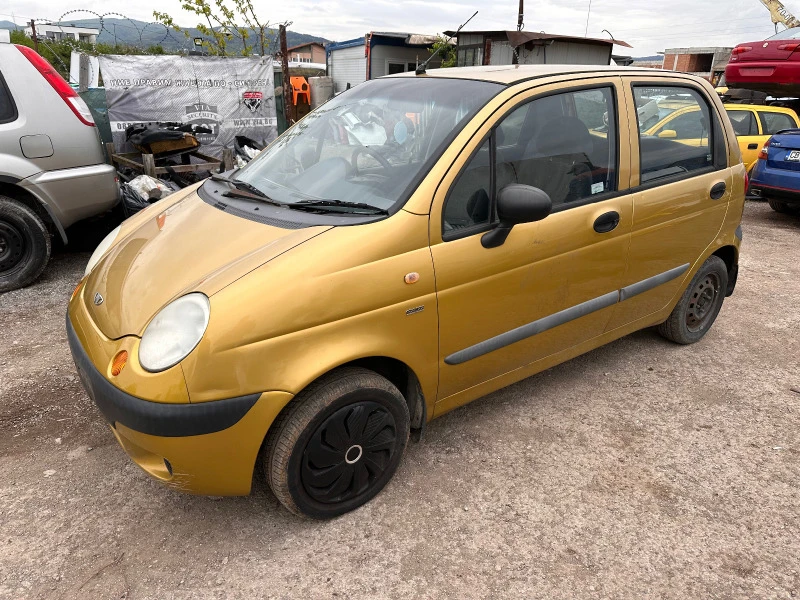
68,66 -> 745,518
645,103 -> 799,172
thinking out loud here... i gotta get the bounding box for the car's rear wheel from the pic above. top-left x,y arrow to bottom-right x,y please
0,196 -> 51,293
767,198 -> 797,214
658,256 -> 728,345
264,367 -> 409,518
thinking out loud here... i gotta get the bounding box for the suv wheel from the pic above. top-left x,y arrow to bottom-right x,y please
264,367 -> 409,518
657,256 -> 728,345
0,196 -> 51,293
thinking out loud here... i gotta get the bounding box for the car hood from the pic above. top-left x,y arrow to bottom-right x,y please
84,189 -> 331,339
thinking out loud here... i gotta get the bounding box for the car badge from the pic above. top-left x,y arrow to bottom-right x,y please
763,42 -> 769,47
94,292 -> 104,306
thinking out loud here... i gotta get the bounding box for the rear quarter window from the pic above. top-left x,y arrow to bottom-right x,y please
759,111 -> 798,134
0,72 -> 17,124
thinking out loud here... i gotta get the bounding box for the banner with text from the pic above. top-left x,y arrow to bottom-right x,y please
98,55 -> 277,158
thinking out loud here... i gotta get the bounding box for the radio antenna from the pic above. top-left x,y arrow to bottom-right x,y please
416,10 -> 478,75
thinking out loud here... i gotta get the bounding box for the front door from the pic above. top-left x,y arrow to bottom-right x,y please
430,80 -> 633,413
605,80 -> 733,332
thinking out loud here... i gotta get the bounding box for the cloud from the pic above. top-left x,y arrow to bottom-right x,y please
2,0 -> 787,55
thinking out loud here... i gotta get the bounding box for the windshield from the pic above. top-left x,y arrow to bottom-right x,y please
767,26 -> 800,40
234,77 -> 502,212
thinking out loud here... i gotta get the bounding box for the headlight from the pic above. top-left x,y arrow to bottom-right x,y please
139,293 -> 210,372
84,225 -> 121,276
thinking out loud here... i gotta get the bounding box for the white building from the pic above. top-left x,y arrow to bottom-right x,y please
24,24 -> 99,45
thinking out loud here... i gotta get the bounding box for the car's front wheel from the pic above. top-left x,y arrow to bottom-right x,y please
0,196 -> 51,293
658,255 -> 728,345
264,367 -> 410,518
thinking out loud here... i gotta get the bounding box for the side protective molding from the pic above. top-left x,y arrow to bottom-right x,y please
445,263 -> 691,366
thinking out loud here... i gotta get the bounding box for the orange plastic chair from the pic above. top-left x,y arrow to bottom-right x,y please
291,76 -> 310,105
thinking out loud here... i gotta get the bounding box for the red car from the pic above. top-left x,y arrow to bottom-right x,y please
725,27 -> 800,97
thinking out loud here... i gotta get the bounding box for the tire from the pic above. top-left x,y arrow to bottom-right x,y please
767,198 -> 790,213
658,255 -> 728,345
767,198 -> 799,214
264,367 -> 410,519
0,196 -> 52,293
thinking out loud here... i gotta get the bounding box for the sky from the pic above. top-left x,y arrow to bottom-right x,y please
0,0 -> 792,56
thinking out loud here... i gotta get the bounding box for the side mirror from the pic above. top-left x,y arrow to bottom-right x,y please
658,129 -> 678,139
481,184 -> 552,249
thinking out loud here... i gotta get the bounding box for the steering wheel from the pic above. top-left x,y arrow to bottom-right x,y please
351,146 -> 392,176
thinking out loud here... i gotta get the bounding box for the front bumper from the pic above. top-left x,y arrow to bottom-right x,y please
66,314 -> 293,495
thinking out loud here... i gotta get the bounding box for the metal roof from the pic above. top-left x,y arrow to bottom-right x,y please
445,30 -> 632,49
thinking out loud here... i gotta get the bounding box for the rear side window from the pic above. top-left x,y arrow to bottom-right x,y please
726,110 -> 758,136
759,111 -> 797,134
0,72 -> 17,124
633,86 -> 715,183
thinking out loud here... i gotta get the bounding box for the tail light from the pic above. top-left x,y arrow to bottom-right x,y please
778,42 -> 800,52
731,46 -> 752,55
14,44 -> 95,126
758,141 -> 770,160
744,170 -> 749,194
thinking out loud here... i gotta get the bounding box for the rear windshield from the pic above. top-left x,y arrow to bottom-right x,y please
767,26 -> 800,40
234,77 -> 503,213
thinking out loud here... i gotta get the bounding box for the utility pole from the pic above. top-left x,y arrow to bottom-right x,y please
279,24 -> 291,125
29,20 -> 39,53
517,0 -> 524,31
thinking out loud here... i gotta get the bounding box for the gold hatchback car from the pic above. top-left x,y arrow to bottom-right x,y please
68,65 -> 745,518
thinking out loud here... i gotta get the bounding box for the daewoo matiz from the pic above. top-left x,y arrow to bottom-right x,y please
68,65 -> 745,518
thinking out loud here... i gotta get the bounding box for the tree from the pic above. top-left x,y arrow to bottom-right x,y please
429,36 -> 456,68
154,0 -> 273,56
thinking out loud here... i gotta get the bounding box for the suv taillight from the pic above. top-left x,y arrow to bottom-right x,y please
758,141 -> 770,160
14,44 -> 95,126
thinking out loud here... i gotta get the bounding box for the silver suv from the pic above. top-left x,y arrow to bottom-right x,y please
0,42 -> 119,292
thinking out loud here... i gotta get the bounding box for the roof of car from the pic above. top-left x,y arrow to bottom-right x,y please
387,64 -> 672,85
722,103 -> 798,114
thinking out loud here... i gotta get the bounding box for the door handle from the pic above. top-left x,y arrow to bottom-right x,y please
593,211 -> 620,233
747,143 -> 759,150
710,181 -> 727,200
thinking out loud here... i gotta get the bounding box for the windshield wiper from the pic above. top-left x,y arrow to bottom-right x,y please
210,174 -> 284,206
290,199 -> 389,215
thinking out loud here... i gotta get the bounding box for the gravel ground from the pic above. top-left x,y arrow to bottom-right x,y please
1,201 -> 799,600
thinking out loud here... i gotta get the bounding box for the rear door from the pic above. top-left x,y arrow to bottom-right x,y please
725,107 -> 762,171
605,79 -> 733,332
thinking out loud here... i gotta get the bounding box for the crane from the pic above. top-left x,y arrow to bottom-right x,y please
759,0 -> 800,31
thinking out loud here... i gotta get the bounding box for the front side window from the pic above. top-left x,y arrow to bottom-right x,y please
726,110 -> 758,136
634,86 -> 714,183
760,111 -> 797,134
442,85 -> 619,238
234,78 -> 502,213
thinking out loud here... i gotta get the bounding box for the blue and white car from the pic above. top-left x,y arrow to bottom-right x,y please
750,128 -> 800,214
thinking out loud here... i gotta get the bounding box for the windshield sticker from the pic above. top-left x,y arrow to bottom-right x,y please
591,182 -> 605,195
